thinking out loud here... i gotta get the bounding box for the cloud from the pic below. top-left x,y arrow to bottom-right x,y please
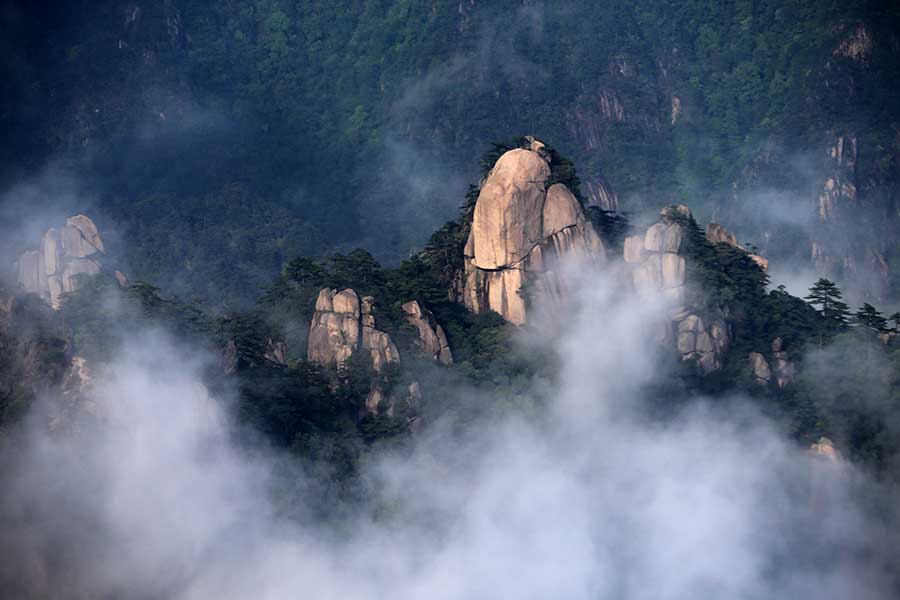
1,258 -> 897,599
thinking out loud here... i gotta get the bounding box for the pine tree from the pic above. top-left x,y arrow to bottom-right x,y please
854,303 -> 888,333
804,278 -> 851,342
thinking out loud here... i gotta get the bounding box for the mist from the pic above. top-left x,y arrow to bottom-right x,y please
1,261 -> 896,600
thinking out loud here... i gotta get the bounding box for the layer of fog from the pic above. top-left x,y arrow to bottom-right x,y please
1,260 -> 897,599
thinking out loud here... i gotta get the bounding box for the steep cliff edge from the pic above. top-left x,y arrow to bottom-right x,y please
462,138 -> 606,325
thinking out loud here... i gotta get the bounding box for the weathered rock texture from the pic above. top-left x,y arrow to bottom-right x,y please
402,300 -> 453,365
16,215 -> 107,309
307,288 -> 364,368
625,205 -> 730,373
307,288 -> 400,415
463,139 -> 606,325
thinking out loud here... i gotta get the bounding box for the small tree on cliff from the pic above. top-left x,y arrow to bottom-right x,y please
804,278 -> 850,343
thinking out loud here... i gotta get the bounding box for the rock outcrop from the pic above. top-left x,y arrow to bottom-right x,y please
625,205 -> 730,373
307,288 -> 364,368
463,138 -> 606,324
748,352 -> 772,385
16,215 -> 110,309
809,437 -> 842,463
770,337 -> 795,388
402,300 -> 453,365
307,288 -> 400,415
705,222 -> 768,271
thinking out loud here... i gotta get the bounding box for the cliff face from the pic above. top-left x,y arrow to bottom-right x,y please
17,216 -> 111,309
463,138 -> 606,325
307,288 -> 399,373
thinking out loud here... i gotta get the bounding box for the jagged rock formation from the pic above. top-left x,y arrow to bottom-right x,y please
402,301 -> 453,365
705,222 -> 769,271
307,288 -> 399,415
16,215 -> 109,309
625,205 -> 730,373
463,138 -> 606,325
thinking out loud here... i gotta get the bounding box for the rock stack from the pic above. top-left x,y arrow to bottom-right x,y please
462,137 -> 606,325
16,215 -> 108,308
307,288 -> 400,415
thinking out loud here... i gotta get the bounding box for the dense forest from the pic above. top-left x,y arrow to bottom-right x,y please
3,0 -> 900,307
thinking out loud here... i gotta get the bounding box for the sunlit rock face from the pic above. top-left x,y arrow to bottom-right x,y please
307,287 -> 399,416
402,300 -> 453,365
624,204 -> 730,374
463,138 -> 606,325
16,215 -> 109,309
307,288 -> 363,369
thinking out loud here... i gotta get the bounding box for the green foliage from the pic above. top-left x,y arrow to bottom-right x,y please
804,278 -> 851,343
854,303 -> 889,334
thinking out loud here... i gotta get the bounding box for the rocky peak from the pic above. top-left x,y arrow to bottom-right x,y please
16,215 -> 116,309
463,138 -> 606,325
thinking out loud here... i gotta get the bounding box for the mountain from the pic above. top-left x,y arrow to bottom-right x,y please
2,127 -> 900,596
3,136 -> 898,472
3,0 -> 900,308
